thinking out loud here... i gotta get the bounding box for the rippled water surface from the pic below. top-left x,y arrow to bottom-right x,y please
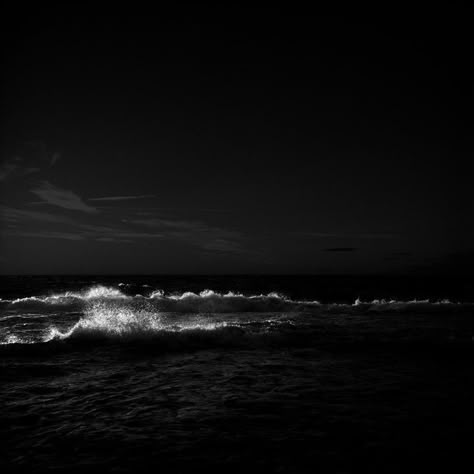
1,276 -> 472,472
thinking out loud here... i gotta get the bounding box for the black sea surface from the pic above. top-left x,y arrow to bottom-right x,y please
1,275 -> 473,473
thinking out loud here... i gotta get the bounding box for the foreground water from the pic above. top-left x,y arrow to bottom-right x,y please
1,275 -> 472,473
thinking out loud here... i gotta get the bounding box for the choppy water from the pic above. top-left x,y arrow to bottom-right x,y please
1,275 -> 473,473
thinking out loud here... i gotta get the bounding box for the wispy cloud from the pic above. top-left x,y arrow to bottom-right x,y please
1,142 -> 62,182
89,194 -> 156,202
1,206 -> 243,253
4,230 -> 85,241
0,207 -> 76,225
1,200 -> 246,255
0,206 -> 163,243
30,181 -> 98,214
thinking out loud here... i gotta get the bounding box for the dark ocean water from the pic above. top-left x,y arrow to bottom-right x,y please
1,275 -> 473,473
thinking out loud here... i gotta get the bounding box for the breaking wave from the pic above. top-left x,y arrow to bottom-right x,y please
44,302 -> 249,348
1,288 -> 472,352
0,298 -> 292,353
1,285 -> 472,314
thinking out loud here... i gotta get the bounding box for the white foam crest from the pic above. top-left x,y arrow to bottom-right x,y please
148,289 -> 318,313
1,334 -> 21,345
46,302 -> 162,341
10,296 -> 47,304
3,285 -> 472,314
351,298 -> 462,308
320,298 -> 469,313
5,285 -> 129,308
45,301 -> 229,342
354,298 -> 432,306
62,285 -> 129,300
0,334 -> 35,345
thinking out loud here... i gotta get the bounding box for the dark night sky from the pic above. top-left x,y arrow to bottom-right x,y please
0,9 -> 472,274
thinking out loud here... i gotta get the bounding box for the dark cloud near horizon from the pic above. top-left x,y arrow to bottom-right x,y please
298,232 -> 398,240
323,248 -> 358,253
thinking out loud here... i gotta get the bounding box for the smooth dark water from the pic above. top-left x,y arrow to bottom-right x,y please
1,275 -> 473,473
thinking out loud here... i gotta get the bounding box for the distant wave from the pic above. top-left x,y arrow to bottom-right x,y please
0,285 -> 128,311
1,284 -> 472,315
330,297 -> 470,313
146,289 -> 319,313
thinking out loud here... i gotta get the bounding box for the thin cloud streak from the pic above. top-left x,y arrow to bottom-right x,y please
89,194 -> 156,202
4,230 -> 85,241
0,206 -> 77,225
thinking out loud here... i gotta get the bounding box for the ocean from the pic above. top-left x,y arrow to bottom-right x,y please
1,275 -> 472,473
